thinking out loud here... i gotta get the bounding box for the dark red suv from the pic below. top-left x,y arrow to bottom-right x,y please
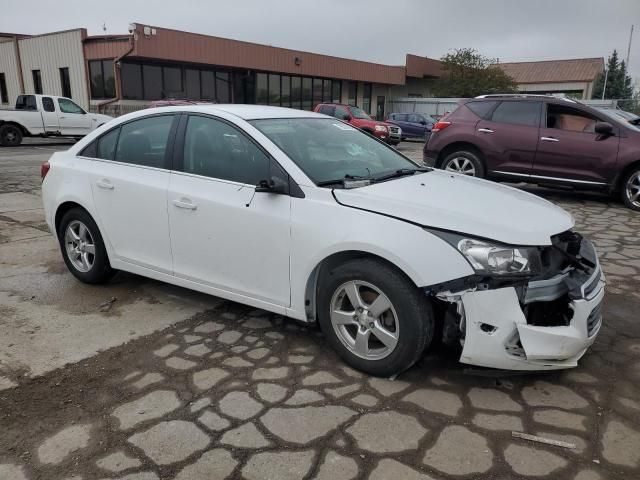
423,95 -> 640,210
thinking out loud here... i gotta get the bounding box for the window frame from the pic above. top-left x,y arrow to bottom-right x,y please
0,73 -> 8,104
78,113 -> 179,171
59,67 -> 72,99
32,70 -> 43,94
173,113 -> 291,189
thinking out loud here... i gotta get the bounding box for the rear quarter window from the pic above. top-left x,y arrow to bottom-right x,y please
465,101 -> 498,119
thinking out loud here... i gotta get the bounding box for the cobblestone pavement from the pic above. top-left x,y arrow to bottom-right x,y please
1,142 -> 639,480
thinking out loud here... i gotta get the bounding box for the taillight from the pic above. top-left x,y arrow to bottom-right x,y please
432,121 -> 451,133
40,161 -> 50,182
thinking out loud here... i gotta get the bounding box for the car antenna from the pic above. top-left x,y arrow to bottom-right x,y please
245,189 -> 257,208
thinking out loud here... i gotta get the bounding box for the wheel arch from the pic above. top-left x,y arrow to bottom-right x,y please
54,201 -> 93,236
614,159 -> 640,193
0,121 -> 28,136
303,250 -> 419,322
436,141 -> 485,168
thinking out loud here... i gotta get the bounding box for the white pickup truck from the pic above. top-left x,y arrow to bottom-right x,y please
0,94 -> 112,146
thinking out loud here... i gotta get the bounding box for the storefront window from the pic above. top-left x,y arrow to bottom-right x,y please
185,69 -> 201,99
201,71 -> 215,100
312,78 -> 323,108
347,81 -> 357,106
256,73 -> 268,105
281,76 -> 291,108
216,72 -> 231,102
291,76 -> 301,109
302,77 -> 312,110
121,63 -> 143,100
163,66 -> 182,98
332,80 -> 341,103
268,74 -> 280,105
362,83 -> 372,114
143,65 -> 162,100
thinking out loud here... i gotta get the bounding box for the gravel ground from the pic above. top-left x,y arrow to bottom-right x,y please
1,140 -> 639,480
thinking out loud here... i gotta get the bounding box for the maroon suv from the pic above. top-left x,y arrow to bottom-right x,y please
423,95 -> 640,210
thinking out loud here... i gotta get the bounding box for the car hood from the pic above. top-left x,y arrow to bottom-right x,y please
333,170 -> 574,246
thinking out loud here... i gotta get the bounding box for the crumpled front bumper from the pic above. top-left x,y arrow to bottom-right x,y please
458,278 -> 604,370
436,238 -> 605,371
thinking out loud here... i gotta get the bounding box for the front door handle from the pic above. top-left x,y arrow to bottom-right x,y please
96,179 -> 114,190
541,136 -> 559,142
477,128 -> 494,134
172,199 -> 197,210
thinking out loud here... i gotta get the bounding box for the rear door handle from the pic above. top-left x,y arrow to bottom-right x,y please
96,179 -> 114,190
477,128 -> 494,134
541,136 -> 559,142
172,199 -> 197,210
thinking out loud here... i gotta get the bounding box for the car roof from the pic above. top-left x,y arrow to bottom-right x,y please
139,104 -> 326,120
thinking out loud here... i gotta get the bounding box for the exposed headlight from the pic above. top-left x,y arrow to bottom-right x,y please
374,125 -> 388,132
457,239 -> 540,275
429,231 -> 542,276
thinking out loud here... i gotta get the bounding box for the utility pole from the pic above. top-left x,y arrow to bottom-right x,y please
626,25 -> 634,69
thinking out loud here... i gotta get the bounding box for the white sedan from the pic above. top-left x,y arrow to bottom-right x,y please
42,105 -> 605,376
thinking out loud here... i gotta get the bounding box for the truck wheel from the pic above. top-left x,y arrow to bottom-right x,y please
317,258 -> 433,377
0,124 -> 23,147
441,150 -> 485,178
621,166 -> 640,211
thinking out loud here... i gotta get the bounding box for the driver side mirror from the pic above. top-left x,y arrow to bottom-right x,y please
255,176 -> 288,194
594,122 -> 614,136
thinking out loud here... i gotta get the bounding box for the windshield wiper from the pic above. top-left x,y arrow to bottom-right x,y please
316,174 -> 369,187
372,167 -> 430,183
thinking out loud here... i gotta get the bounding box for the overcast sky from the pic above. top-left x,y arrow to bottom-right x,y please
2,0 -> 639,85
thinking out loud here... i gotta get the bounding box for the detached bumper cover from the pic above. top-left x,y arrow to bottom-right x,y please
436,237 -> 605,370
459,280 -> 604,370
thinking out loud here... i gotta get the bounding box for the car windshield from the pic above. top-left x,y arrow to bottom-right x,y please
349,107 -> 371,119
250,118 -> 419,185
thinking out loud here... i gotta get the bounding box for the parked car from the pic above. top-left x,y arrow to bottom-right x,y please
424,94 -> 640,211
386,112 -> 435,141
42,105 -> 604,376
0,94 -> 112,146
314,103 -> 401,145
594,107 -> 640,126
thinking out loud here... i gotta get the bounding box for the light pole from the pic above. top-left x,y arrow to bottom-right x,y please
601,68 -> 609,100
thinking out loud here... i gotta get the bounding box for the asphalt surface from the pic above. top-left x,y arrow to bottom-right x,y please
0,140 -> 639,480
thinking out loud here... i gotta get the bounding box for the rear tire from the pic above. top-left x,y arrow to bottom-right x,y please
317,258 -> 433,377
621,166 -> 640,211
0,124 -> 23,147
441,150 -> 485,178
58,208 -> 113,284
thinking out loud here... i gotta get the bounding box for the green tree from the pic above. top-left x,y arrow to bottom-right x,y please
431,48 -> 518,98
592,50 -> 634,99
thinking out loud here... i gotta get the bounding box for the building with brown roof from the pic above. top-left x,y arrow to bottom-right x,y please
0,23 -> 442,119
496,57 -> 604,99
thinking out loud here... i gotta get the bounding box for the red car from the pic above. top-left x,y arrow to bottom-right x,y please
314,103 -> 402,145
424,94 -> 640,210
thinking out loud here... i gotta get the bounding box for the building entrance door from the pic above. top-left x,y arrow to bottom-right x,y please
376,96 -> 385,120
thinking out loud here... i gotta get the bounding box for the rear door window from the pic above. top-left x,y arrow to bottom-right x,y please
318,105 -> 335,116
490,101 -> 541,127
42,97 -> 55,112
97,128 -> 120,160
114,115 -> 175,168
408,114 -> 423,124
334,105 -> 351,120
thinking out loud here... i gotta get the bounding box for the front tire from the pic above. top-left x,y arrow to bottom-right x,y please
317,258 -> 433,377
441,150 -> 485,178
621,166 -> 640,211
0,124 -> 23,147
58,208 -> 113,284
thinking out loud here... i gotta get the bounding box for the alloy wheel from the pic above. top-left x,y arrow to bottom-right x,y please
626,171 -> 640,208
64,220 -> 96,273
329,280 -> 399,361
445,157 -> 476,176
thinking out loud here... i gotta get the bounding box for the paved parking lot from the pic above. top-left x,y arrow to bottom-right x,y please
1,141 -> 639,480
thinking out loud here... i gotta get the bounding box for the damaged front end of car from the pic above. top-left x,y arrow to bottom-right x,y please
425,230 -> 605,370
